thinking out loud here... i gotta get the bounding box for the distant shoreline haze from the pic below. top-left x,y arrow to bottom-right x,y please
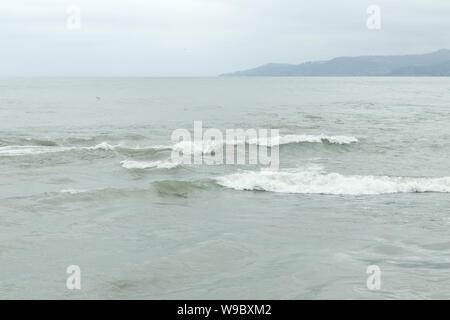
220,49 -> 450,77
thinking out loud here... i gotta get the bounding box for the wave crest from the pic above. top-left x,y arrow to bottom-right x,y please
0,145 -> 73,156
173,134 -> 358,155
121,160 -> 180,169
0,142 -> 171,157
216,169 -> 450,195
0,133 -> 356,157
276,134 -> 358,145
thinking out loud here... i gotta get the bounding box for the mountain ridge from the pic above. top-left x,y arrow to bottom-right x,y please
220,49 -> 450,76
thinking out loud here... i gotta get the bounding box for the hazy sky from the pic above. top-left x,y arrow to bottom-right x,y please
1,0 -> 449,76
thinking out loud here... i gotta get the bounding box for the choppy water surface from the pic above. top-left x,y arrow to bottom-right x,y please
0,77 -> 449,299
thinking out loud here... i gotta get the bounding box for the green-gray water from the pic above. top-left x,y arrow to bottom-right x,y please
0,77 -> 449,299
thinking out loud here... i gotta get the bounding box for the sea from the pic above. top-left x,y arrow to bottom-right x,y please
0,77 -> 449,299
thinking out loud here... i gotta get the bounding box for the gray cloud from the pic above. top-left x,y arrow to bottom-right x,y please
0,0 -> 449,76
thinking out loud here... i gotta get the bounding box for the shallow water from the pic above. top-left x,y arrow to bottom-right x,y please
0,77 -> 449,299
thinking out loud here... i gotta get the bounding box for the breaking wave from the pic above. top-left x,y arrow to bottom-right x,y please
0,134 -> 356,157
215,169 -> 450,195
173,134 -> 358,155
0,145 -> 73,156
121,160 -> 181,169
0,142 -> 171,157
274,134 -> 358,145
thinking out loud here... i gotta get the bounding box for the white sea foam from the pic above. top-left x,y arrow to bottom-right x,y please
87,142 -> 117,150
121,160 -> 181,169
216,169 -> 450,195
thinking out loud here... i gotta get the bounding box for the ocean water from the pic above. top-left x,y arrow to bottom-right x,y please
0,77 -> 449,299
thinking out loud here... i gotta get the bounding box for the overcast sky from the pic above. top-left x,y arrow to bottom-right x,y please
1,0 -> 449,76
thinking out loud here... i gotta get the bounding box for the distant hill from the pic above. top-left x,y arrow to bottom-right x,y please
220,49 -> 450,76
